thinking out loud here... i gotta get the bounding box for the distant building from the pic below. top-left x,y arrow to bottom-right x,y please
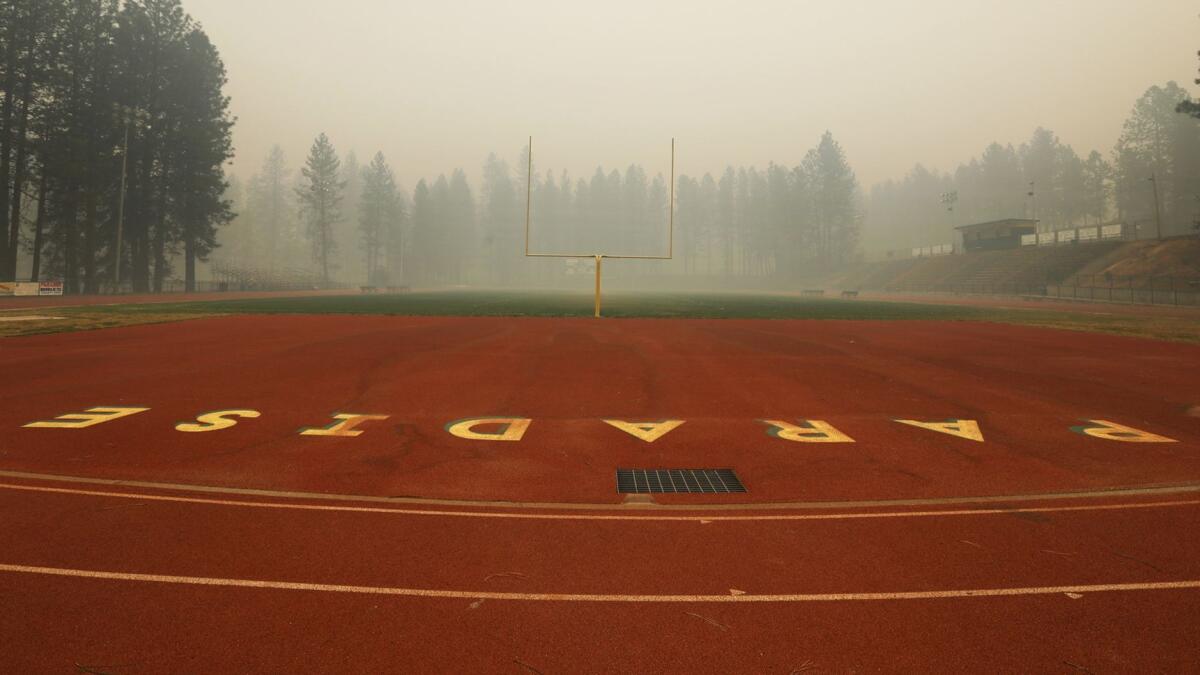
955,219 -> 1039,252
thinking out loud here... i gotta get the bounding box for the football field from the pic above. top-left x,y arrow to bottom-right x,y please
1,290 -> 1198,672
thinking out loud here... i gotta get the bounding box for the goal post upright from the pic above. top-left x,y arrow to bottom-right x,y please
524,137 -> 675,318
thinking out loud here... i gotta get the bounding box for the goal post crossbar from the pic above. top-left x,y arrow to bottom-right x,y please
523,137 -> 676,316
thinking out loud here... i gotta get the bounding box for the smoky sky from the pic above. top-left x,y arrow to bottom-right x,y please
187,0 -> 1199,188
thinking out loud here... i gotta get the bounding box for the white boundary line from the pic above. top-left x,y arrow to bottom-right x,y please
2,563 -> 1198,603
2,482 -> 1198,522
3,468 -> 1199,512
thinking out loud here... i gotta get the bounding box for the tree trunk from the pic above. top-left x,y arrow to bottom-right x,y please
30,173 -> 45,281
185,234 -> 195,292
62,193 -> 79,294
0,49 -> 15,278
152,214 -> 167,292
82,192 -> 99,294
131,128 -> 157,293
5,39 -> 34,281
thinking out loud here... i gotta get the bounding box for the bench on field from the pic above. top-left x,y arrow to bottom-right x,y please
801,289 -> 825,297
841,290 -> 859,299
360,285 -> 380,294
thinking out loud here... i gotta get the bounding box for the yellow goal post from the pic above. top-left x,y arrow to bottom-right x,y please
524,137 -> 675,317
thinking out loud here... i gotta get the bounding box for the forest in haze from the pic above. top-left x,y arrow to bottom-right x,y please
866,82 -> 1200,257
0,0 -> 231,294
2,0 -> 1199,293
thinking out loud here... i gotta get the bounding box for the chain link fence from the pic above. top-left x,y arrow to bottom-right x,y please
1045,274 -> 1200,307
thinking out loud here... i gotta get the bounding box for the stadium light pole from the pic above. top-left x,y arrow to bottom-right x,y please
940,191 -> 958,252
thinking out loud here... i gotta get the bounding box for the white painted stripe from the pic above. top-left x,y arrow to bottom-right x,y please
3,468 -> 1197,512
1,482 -> 1197,522
1,563 -> 1198,603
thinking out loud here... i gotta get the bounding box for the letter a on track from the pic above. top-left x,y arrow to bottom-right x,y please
603,419 -> 685,443
894,419 -> 985,442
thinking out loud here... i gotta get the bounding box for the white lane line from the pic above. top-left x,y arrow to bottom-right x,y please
3,468 -> 1198,512
2,563 -> 1198,603
1,482 -> 1197,522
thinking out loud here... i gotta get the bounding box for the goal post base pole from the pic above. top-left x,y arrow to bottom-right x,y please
594,255 -> 603,318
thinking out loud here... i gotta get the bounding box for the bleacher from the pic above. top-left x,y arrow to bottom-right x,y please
886,255 -> 974,289
832,258 -> 922,291
872,241 -> 1125,294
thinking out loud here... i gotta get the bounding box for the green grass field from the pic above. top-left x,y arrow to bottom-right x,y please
2,289 -> 1198,342
83,290 -> 997,320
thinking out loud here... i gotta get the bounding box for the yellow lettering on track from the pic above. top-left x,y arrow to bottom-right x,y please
445,417 -> 531,442
895,419 -> 985,442
24,407 -> 149,429
176,410 -> 261,433
761,419 -> 855,443
1074,420 -> 1177,443
300,413 -> 389,437
602,419 -> 685,443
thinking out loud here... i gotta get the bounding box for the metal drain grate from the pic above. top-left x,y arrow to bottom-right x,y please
616,468 -> 747,494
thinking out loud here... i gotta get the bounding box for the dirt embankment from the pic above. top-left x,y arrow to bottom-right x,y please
1075,238 -> 1200,279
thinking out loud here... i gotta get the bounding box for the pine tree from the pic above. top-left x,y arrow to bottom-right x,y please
167,28 -> 234,292
260,145 -> 289,268
339,150 -> 361,280
480,154 -> 516,284
1178,48 -> 1200,119
296,133 -> 343,283
358,151 -> 398,284
410,179 -> 434,285
804,131 -> 859,266
1082,151 -> 1112,224
1113,82 -> 1200,234
446,169 -> 474,284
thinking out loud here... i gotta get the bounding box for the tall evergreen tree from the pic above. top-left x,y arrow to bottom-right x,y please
338,150 -> 361,280
410,178 -> 434,284
804,131 -> 859,265
259,145 -> 289,268
166,28 -> 234,291
296,133 -> 343,283
1082,151 -> 1112,224
358,151 -> 399,284
1113,82 -> 1200,234
1178,48 -> 1200,119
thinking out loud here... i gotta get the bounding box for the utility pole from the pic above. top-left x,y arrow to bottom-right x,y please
1148,173 -> 1163,240
113,105 -> 148,293
940,191 -> 958,252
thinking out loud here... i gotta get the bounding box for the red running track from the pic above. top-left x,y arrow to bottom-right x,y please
1,315 -> 1198,671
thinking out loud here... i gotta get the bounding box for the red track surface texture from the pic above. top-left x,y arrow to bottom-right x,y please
1,315 -> 1198,672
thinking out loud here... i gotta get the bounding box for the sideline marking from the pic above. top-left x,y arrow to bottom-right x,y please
1,482 -> 1197,522
1,563 -> 1198,603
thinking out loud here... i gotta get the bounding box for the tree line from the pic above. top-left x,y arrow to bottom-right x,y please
866,81 -> 1200,256
0,0 -> 233,292
222,131 -> 860,288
